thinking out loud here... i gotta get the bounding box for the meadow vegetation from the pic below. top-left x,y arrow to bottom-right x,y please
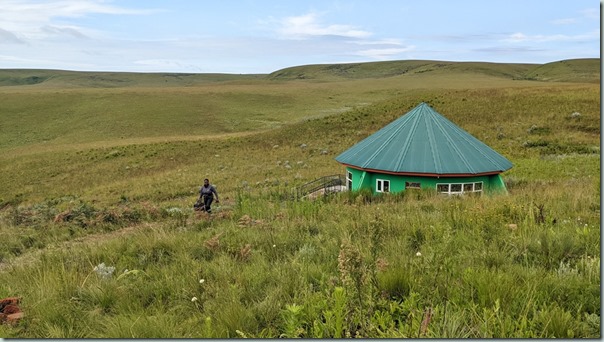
0,59 -> 600,338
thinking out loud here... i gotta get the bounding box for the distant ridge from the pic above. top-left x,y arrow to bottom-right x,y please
268,58 -> 600,83
0,58 -> 599,87
0,69 -> 264,88
523,58 -> 600,83
268,60 -> 535,80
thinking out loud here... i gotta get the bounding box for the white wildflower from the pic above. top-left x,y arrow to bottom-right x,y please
93,262 -> 115,280
416,252 -> 422,257
191,297 -> 198,302
166,207 -> 182,214
199,279 -> 205,284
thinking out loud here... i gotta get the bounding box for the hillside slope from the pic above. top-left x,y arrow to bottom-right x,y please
0,58 -> 599,88
523,58 -> 600,83
267,60 -> 537,81
0,69 -> 264,88
268,58 -> 600,83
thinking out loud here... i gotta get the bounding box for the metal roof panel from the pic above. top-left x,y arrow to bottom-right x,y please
335,102 -> 513,175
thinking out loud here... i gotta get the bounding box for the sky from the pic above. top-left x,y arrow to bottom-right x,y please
0,0 -> 600,73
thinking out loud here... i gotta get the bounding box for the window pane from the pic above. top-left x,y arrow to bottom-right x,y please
464,183 -> 473,192
377,180 -> 382,192
406,182 -> 421,189
437,184 -> 449,192
451,184 -> 462,192
384,180 -> 390,192
474,182 -> 483,191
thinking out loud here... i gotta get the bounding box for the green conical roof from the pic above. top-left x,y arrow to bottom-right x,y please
335,102 -> 513,176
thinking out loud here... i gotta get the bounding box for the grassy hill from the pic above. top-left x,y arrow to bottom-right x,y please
0,59 -> 600,338
267,58 -> 599,82
523,58 -> 601,83
0,69 -> 264,88
1,58 -> 598,153
267,60 -> 537,81
0,58 -> 598,88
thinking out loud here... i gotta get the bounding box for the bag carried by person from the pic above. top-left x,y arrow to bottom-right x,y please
193,198 -> 205,211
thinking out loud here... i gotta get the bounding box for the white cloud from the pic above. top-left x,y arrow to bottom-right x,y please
0,27 -> 24,44
0,0 -> 157,39
580,8 -> 599,19
550,8 -> 599,26
355,47 -> 415,60
551,18 -> 577,25
41,25 -> 89,39
134,59 -> 204,72
502,31 -> 599,43
353,38 -> 405,46
278,12 -> 371,39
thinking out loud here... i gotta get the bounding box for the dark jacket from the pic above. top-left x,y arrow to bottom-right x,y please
200,184 -> 218,198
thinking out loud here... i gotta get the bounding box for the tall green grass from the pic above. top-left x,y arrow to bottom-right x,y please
0,183 -> 599,337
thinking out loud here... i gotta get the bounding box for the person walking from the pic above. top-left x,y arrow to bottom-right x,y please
198,178 -> 219,213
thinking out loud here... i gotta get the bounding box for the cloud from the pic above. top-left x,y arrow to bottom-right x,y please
580,8 -> 599,19
550,7 -> 599,26
473,46 -> 546,54
278,12 -> 371,39
0,27 -> 24,44
41,25 -> 89,39
0,0 -> 158,39
551,18 -> 577,25
502,31 -> 599,43
353,38 -> 405,46
354,47 -> 416,60
134,59 -> 204,72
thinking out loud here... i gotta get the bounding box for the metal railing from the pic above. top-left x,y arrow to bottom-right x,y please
294,174 -> 346,199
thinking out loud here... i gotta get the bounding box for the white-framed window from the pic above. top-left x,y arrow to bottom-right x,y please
405,181 -> 421,189
436,182 -> 483,195
346,171 -> 353,190
376,179 -> 390,193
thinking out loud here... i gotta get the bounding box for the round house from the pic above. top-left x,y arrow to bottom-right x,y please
335,102 -> 513,195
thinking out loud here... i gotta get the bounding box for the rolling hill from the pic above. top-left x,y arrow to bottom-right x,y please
523,58 -> 601,83
267,58 -> 599,82
0,58 -> 599,88
0,69 -> 264,88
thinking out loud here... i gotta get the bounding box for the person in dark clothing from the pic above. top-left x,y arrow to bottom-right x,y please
198,178 -> 219,213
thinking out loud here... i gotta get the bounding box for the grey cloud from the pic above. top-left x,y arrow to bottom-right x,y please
0,27 -> 25,44
42,25 -> 89,39
473,46 -> 546,53
409,33 -> 500,42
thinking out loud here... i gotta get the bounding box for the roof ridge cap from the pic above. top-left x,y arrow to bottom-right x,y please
425,110 -> 442,174
430,113 -> 477,174
393,108 -> 423,171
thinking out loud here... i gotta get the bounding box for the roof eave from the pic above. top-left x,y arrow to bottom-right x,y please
339,163 -> 509,178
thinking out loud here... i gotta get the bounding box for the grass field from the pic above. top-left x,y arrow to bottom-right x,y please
0,58 -> 600,338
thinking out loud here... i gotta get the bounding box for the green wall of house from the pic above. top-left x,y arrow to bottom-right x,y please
345,167 -> 508,194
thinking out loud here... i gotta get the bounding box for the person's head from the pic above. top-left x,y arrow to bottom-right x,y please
204,178 -> 209,186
